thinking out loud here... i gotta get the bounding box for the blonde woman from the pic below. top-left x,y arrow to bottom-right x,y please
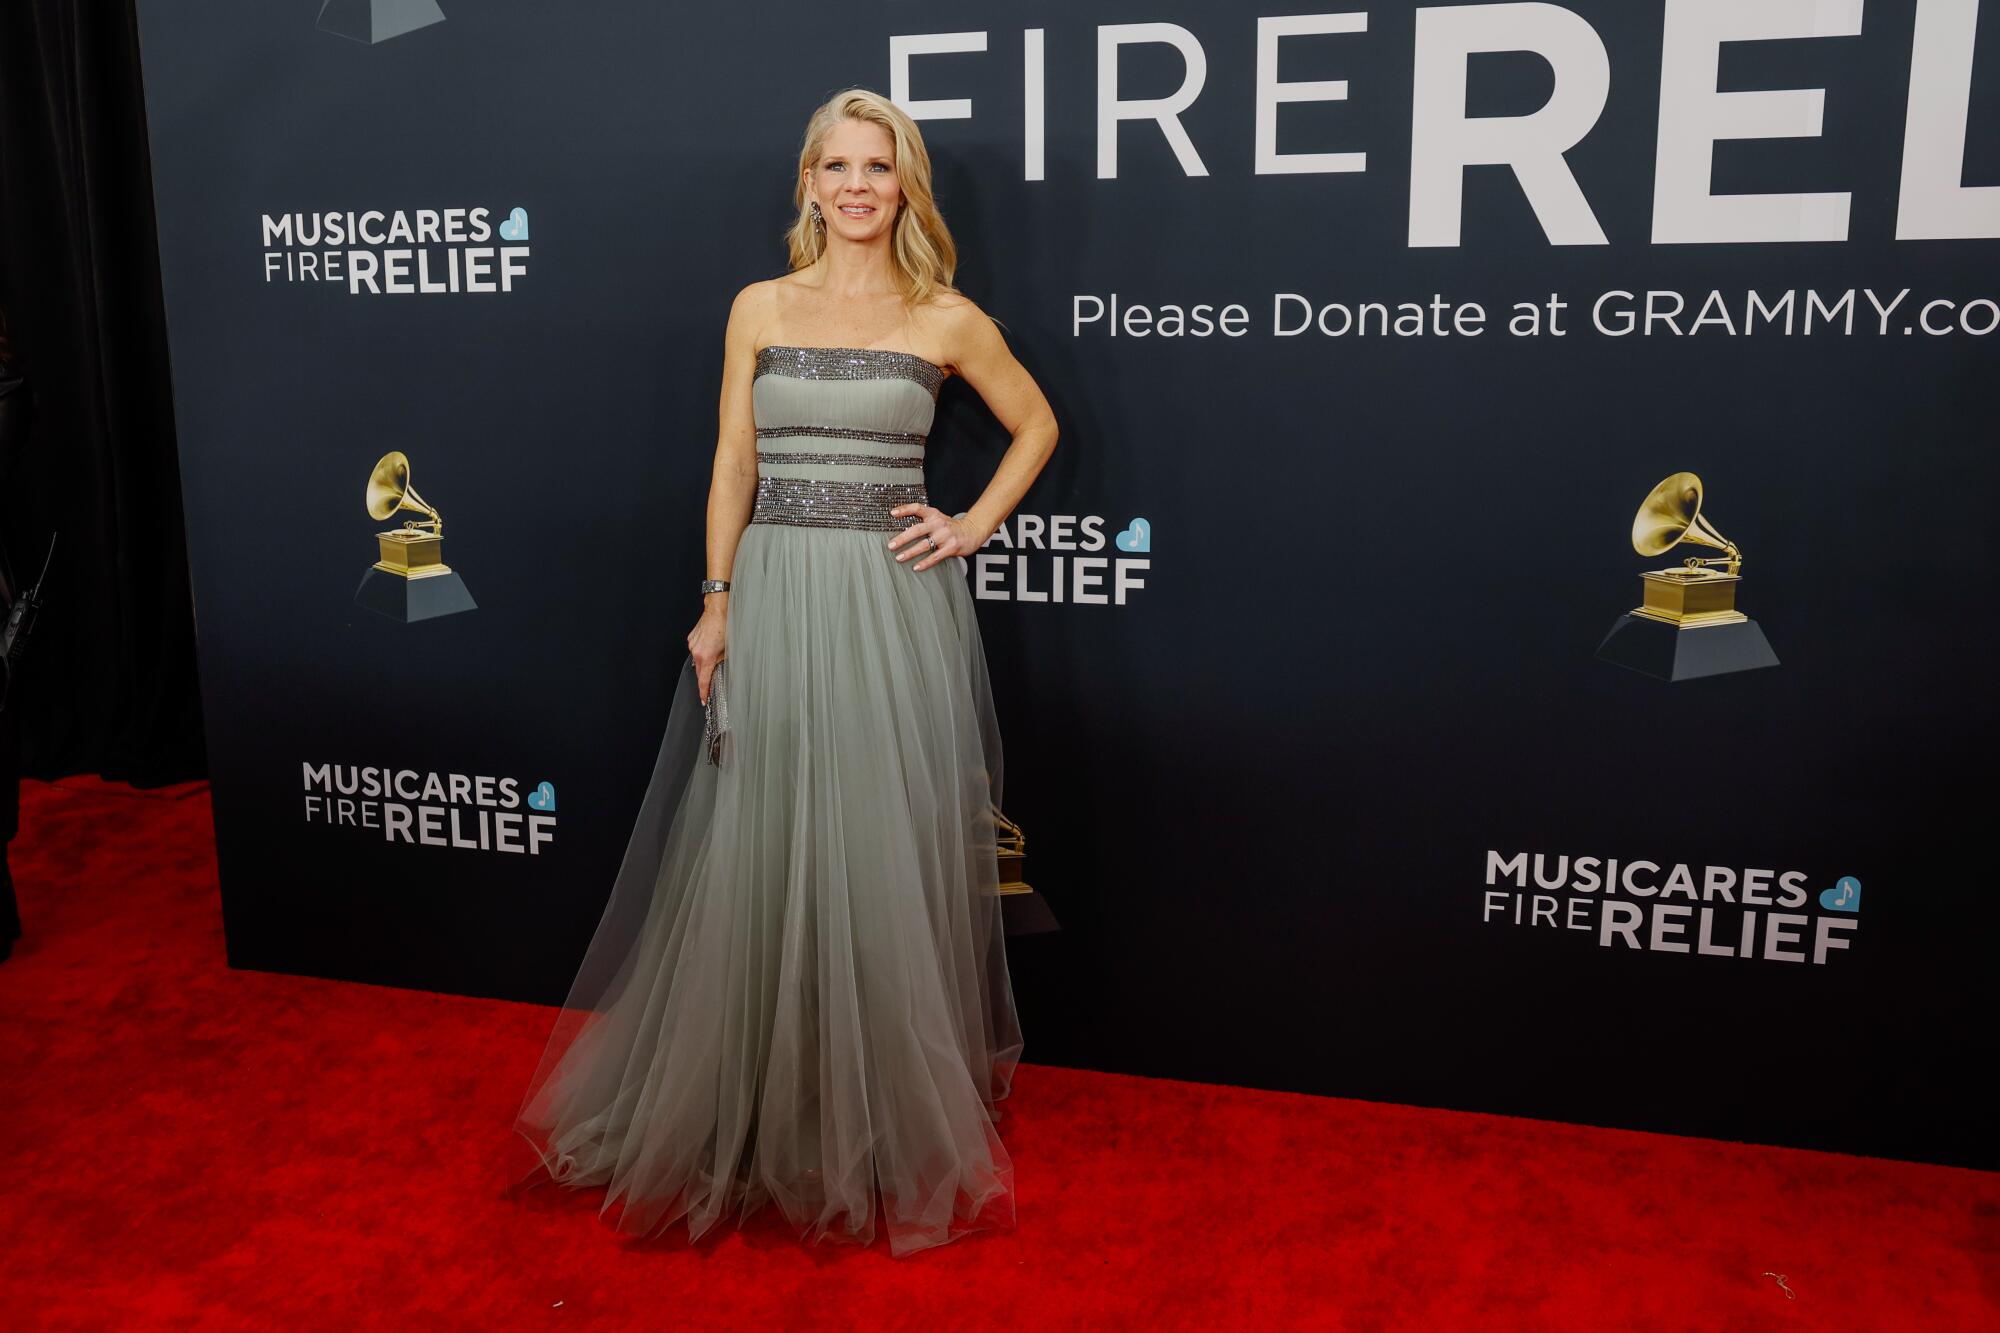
513,88 -> 1059,1256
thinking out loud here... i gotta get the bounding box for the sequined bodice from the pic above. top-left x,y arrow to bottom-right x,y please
748,346 -> 945,533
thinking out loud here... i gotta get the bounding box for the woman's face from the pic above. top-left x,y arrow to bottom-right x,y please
807,119 -> 902,242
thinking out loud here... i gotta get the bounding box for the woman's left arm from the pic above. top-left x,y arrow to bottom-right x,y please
890,304 -> 1059,573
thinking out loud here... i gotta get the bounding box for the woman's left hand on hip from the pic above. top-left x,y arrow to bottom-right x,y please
888,505 -> 979,572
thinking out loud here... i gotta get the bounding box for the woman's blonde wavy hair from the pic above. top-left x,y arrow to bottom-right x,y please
785,88 -> 958,308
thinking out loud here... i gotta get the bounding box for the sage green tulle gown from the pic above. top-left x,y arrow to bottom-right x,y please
512,345 -> 1022,1257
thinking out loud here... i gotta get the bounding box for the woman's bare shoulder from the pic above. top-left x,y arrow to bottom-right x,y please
923,290 -> 1008,369
725,278 -> 791,350
924,287 -> 980,319
918,289 -> 993,365
729,277 -> 788,319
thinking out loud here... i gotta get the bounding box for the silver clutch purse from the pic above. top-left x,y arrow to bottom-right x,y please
702,659 -> 730,766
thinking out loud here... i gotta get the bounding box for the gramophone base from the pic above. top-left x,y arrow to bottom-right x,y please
355,566 -> 477,622
317,0 -> 448,45
998,885 -> 1062,937
1595,613 -> 1778,682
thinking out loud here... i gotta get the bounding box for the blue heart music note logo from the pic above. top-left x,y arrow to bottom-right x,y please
499,207 -> 530,242
1115,517 -> 1151,553
528,781 -> 556,812
1818,876 -> 1860,913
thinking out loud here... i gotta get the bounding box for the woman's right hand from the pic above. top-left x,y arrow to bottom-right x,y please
687,602 -> 727,705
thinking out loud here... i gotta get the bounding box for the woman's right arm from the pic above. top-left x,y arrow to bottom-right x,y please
687,283 -> 765,704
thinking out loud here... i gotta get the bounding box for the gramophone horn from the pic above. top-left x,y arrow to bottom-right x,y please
366,450 -> 440,525
1630,470 -> 1735,560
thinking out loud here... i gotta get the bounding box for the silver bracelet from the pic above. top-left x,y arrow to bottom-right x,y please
700,579 -> 730,596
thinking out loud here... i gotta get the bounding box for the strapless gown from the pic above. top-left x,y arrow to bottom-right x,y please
512,345 -> 1022,1257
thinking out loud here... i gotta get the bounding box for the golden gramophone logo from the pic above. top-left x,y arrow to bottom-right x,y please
353,451 -> 477,622
1594,472 -> 1778,681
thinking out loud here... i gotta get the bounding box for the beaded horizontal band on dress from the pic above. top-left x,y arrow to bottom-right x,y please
756,450 -> 924,470
749,475 -> 928,532
753,345 -> 945,399
754,424 -> 928,448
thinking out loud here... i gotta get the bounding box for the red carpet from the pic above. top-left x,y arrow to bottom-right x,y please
1,777 -> 1993,1330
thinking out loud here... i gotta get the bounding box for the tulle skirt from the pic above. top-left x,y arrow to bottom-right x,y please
511,522 -> 1023,1257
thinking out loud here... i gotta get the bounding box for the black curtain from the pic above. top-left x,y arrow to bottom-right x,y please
0,0 -> 203,785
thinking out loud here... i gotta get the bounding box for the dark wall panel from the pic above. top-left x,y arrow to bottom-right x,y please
135,0 -> 1999,1170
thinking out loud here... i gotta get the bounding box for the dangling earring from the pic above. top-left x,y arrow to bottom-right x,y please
808,200 -> 824,228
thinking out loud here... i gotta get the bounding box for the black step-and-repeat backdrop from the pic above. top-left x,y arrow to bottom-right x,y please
136,1 -> 1996,1170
